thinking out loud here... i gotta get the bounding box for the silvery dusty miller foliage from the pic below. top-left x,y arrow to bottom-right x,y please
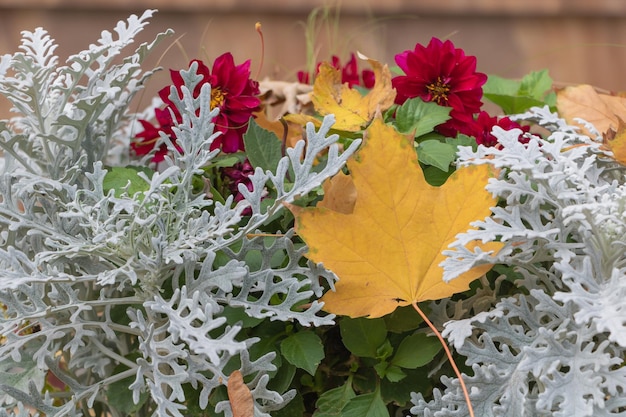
412,107 -> 626,417
0,10 -> 358,417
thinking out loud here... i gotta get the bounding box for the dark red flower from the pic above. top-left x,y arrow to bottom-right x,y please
132,53 -> 261,161
221,160 -> 255,212
467,111 -> 530,147
392,37 -> 487,137
298,53 -> 375,88
131,108 -> 178,162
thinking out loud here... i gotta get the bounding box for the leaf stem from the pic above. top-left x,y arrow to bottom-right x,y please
412,301 -> 474,417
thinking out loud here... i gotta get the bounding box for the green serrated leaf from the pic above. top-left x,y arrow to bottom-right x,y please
280,330 -> 324,375
313,378 -> 356,417
483,70 -> 553,114
390,332 -> 442,369
417,139 -> 457,172
341,388 -> 389,417
519,69 -> 553,100
395,97 -> 451,138
102,166 -> 153,199
243,117 -> 283,171
340,317 -> 387,358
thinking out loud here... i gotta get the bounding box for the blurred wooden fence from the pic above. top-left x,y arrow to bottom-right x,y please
1,0 -> 626,118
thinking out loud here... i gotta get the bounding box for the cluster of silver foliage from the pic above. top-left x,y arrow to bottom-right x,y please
0,11 -> 358,417
412,106 -> 626,416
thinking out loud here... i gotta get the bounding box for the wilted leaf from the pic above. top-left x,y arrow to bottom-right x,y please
292,119 -> 502,318
227,370 -> 253,417
311,54 -> 396,132
557,84 -> 626,135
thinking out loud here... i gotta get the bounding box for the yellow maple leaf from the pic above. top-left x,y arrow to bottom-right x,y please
557,84 -> 626,135
311,54 -> 396,132
292,119 -> 502,318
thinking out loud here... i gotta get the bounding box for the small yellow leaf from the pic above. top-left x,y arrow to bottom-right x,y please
293,119 -> 502,318
282,113 -> 321,130
602,117 -> 626,165
557,84 -> 626,135
227,370 -> 253,417
311,56 -> 396,132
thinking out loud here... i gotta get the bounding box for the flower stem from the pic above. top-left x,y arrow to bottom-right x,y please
412,301 -> 474,417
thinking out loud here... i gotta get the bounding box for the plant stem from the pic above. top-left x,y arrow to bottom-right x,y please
412,301 -> 475,417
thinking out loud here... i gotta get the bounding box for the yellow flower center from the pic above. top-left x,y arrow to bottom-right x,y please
426,77 -> 451,105
211,87 -> 226,108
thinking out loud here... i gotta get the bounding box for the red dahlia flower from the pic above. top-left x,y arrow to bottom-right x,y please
468,111 -> 530,147
132,53 -> 261,162
392,37 -> 487,137
298,53 -> 375,88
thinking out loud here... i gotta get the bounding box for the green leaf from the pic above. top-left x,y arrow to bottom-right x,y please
382,365 -> 406,382
107,361 -> 149,414
381,366 -> 432,407
383,305 -> 424,333
390,332 -> 442,369
519,69 -> 553,100
422,164 -> 454,186
395,97 -> 451,138
313,378 -> 356,417
222,305 -> 264,328
273,392 -> 305,417
483,74 -> 519,96
268,361 -> 297,394
417,140 -> 457,172
341,388 -> 389,417
209,153 -> 247,168
483,70 -> 554,114
243,117 -> 283,171
446,134 -> 477,148
340,317 -> 387,358
373,361 -> 406,382
375,339 -> 393,360
280,330 -> 325,375
482,94 -> 545,115
102,166 -> 153,199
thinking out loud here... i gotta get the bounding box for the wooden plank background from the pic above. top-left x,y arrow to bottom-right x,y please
1,0 -> 626,118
